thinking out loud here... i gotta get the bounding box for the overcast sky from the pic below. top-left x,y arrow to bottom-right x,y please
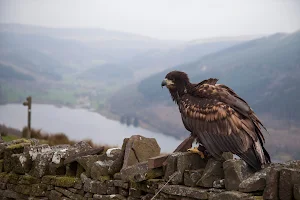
0,0 -> 300,40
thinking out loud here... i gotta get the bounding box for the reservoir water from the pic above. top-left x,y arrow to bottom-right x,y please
0,104 -> 182,152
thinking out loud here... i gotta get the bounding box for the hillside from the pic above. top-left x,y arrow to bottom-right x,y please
0,23 -> 245,108
106,30 -> 300,161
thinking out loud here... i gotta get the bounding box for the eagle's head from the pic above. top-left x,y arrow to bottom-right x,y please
161,71 -> 190,99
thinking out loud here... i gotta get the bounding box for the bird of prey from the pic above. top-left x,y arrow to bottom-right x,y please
161,70 -> 270,171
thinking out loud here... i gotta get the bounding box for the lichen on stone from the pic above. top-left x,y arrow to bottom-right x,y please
7,143 -> 28,150
19,174 -> 39,184
53,176 -> 81,187
106,148 -> 121,158
51,148 -> 68,164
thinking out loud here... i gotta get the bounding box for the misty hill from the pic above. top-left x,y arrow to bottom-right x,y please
107,30 -> 300,138
0,23 -> 181,62
0,23 -> 247,108
0,24 -> 246,81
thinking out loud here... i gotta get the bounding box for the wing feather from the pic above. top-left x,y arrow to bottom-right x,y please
179,91 -> 269,170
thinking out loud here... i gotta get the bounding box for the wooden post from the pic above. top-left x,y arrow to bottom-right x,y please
23,96 -> 32,138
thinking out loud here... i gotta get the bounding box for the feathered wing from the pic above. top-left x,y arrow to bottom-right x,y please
180,83 -> 270,170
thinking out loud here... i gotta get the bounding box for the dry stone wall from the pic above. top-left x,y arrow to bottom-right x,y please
0,135 -> 299,200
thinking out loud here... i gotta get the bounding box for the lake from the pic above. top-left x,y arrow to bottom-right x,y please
0,104 -> 182,152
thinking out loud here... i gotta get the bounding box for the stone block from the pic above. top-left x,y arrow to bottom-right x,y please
31,183 -> 48,196
53,176 -> 82,188
209,191 -> 252,200
148,154 -> 168,169
184,169 -> 204,187
18,174 -> 39,185
263,166 -> 281,200
129,187 -> 142,198
279,168 -> 300,200
113,180 -> 129,189
213,179 -> 225,189
89,148 -> 123,180
172,152 -> 207,184
76,155 -> 103,177
197,158 -> 224,187
11,153 -> 31,174
113,172 -> 121,180
164,153 -> 178,181
64,147 -> 104,165
158,184 -> 208,199
83,177 -> 107,194
84,192 -> 93,198
134,167 -> 164,182
0,159 -> 3,172
55,187 -> 85,200
119,187 -> 129,196
3,189 -> 29,199
239,167 -> 269,192
29,151 -> 55,178
107,186 -> 118,194
48,191 -> 63,200
120,161 -> 148,182
93,194 -> 126,200
4,141 -> 31,172
223,159 -> 253,191
13,184 -> 32,195
122,135 -> 160,169
294,184 -> 300,200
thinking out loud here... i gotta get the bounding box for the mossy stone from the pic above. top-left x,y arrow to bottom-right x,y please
54,176 -> 81,187
14,184 -> 32,195
0,160 -> 3,172
7,172 -> 20,184
19,174 -> 39,184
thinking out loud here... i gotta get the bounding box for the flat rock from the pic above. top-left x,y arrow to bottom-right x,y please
197,158 -> 224,187
55,187 -> 85,200
90,148 -> 123,180
48,190 -> 62,200
279,167 -> 300,200
158,184 -> 208,199
212,179 -> 225,189
263,165 -> 282,200
11,153 -> 31,174
120,161 -> 148,182
93,194 -> 126,200
49,142 -> 92,175
76,155 -> 103,177
223,159 -> 253,191
209,191 -> 252,200
294,184 -> 300,200
239,167 -> 269,192
64,147 -> 104,164
165,152 -> 207,184
122,135 -> 160,169
83,177 -> 107,194
184,169 -> 204,187
3,189 -> 29,199
4,140 -> 31,172
164,152 -> 179,181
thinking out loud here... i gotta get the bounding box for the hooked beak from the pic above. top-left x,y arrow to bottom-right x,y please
161,78 -> 174,88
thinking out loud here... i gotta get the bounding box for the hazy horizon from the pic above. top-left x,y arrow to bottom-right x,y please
1,0 -> 300,41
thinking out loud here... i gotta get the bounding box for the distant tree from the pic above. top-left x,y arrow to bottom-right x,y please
125,116 -> 131,126
133,117 -> 139,127
120,116 -> 126,124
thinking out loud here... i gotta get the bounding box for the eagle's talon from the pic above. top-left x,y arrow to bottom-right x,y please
187,147 -> 205,159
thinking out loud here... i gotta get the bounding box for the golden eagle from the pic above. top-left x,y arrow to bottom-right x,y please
161,71 -> 270,171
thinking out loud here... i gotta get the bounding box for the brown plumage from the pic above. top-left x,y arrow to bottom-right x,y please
161,70 -> 271,171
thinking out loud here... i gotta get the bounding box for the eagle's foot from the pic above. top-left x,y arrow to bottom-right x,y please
187,147 -> 205,159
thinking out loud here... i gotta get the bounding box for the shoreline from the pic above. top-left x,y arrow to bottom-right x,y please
0,102 -> 177,139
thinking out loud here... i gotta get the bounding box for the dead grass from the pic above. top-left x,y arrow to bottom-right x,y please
1,124 -> 113,149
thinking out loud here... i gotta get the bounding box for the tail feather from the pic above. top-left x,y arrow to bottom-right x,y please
237,140 -> 271,171
237,147 -> 262,171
